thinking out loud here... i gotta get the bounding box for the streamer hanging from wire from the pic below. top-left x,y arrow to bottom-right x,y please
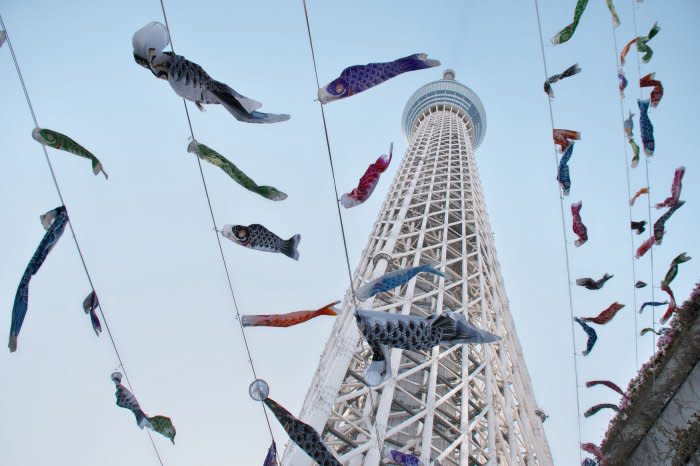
9,206 -> 68,352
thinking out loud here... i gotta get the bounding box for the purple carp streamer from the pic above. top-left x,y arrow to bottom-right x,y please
544,64 -> 581,98
390,450 -> 420,466
576,273 -> 613,290
629,187 -> 649,206
263,397 -> 341,466
571,201 -> 588,247
656,166 -> 685,209
318,54 -> 440,104
623,112 -> 640,168
551,0 -> 590,45
341,144 -> 393,208
263,441 -> 279,466
356,264 -> 444,301
9,206 -> 69,352
111,372 -> 176,443
618,69 -> 628,97
32,128 -> 108,179
630,220 -> 646,235
557,142 -> 574,195
574,317 -> 598,356
606,0 -> 620,27
640,72 -> 664,107
584,403 -> 620,418
582,302 -> 625,325
638,301 -> 668,314
82,291 -> 102,336
356,309 -> 499,386
653,200 -> 685,245
585,380 -> 627,398
638,99 -> 655,156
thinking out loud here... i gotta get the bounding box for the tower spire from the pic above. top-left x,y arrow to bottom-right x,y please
283,73 -> 552,465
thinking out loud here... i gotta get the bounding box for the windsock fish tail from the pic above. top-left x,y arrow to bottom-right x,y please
396,53 -> 441,71
135,409 -> 152,429
316,301 -> 341,316
281,234 -> 301,260
244,111 -> 291,124
421,263 -> 445,278
92,159 -> 108,179
257,186 -> 288,201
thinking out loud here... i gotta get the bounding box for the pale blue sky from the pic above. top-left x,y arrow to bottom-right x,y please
1,1 -> 698,465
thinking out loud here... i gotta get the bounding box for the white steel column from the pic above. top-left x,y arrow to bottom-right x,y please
283,71 -> 553,465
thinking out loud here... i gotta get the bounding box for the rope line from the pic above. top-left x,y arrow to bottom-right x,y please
531,1 -> 583,462
630,0 -> 658,363
155,0 -> 278,443
607,9 -> 640,369
0,13 -> 165,466
301,0 -> 388,458
301,0 -> 360,302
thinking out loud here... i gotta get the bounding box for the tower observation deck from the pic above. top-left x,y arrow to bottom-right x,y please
283,70 -> 552,465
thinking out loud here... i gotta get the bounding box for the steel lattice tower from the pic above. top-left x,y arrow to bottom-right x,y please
283,71 -> 552,465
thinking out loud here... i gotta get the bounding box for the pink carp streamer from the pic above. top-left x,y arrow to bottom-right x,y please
571,201 -> 588,247
341,144 -> 393,208
629,186 -> 649,206
635,236 -> 655,259
553,128 -> 580,152
584,403 -> 620,418
585,380 -> 628,399
640,72 -> 664,107
656,166 -> 685,209
241,301 -> 339,328
581,443 -> 608,465
653,200 -> 685,245
582,302 -> 625,325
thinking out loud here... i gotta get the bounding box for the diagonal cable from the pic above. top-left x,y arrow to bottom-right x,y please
155,0 -> 278,445
0,12 -> 165,466
531,1 -> 583,463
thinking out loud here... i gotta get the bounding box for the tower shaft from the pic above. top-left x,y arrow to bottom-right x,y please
283,75 -> 552,465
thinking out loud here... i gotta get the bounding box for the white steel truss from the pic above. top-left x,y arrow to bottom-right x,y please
283,73 -> 552,465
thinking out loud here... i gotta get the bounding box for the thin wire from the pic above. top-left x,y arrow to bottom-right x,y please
532,0 -> 583,462
0,13 -> 165,465
301,0 -> 390,457
155,0 -> 277,442
608,14 -> 640,369
631,0 -> 658,365
300,0 -> 359,301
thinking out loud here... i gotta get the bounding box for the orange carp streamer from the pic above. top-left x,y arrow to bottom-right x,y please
241,301 -> 340,328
